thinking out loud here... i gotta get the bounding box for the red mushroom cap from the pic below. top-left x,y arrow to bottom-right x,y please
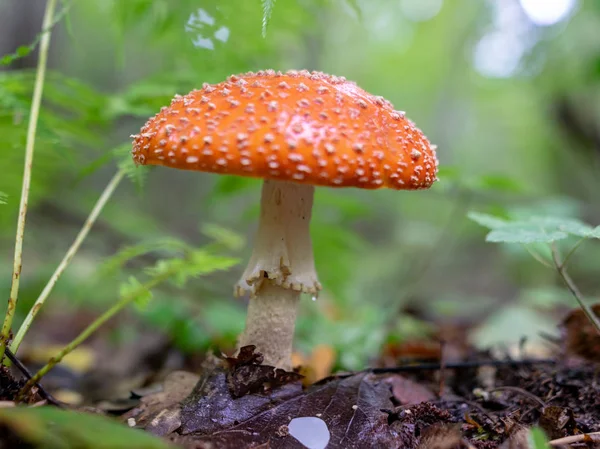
131,70 -> 438,190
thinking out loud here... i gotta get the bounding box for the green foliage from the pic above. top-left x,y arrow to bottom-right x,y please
101,237 -> 191,276
0,192 -> 6,205
468,212 -> 600,244
0,70 -> 110,231
0,0 -> 75,66
112,143 -> 149,190
120,276 -> 153,310
0,406 -> 172,449
102,228 -> 240,309
528,428 -> 550,449
145,249 -> 239,288
261,0 -> 277,37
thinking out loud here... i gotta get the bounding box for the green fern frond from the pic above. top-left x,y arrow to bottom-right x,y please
0,0 -> 75,66
101,237 -> 191,276
112,142 -> 150,191
120,276 -> 153,311
261,0 -> 277,37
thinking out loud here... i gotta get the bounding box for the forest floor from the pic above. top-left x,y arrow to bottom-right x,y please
0,307 -> 598,449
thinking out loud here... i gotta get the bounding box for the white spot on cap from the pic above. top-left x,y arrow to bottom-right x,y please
186,156 -> 199,163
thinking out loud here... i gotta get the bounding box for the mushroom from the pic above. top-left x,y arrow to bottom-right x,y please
131,69 -> 438,370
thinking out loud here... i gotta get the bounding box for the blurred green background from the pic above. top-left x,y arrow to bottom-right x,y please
0,0 -> 599,376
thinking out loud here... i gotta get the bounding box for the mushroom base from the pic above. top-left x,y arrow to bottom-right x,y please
237,281 -> 300,370
235,179 -> 321,297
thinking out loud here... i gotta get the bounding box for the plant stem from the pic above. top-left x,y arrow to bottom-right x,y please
523,244 -> 553,268
10,170 -> 125,354
0,0 -> 59,361
17,270 -> 173,400
561,238 -> 585,268
551,244 -> 600,334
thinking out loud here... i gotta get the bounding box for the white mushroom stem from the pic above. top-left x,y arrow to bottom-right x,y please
236,179 -> 321,370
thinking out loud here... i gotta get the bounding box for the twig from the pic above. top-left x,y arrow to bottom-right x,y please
10,169 -> 125,354
369,358 -> 555,375
561,238 -> 585,268
549,431 -> 600,446
17,269 -> 176,400
4,348 -> 62,407
551,243 -> 600,334
488,386 -> 546,408
523,245 -> 553,268
0,0 -> 59,362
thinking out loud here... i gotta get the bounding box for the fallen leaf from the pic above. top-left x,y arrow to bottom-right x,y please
294,344 -> 337,386
224,345 -> 304,398
498,427 -> 532,449
560,303 -> 600,363
384,375 -> 435,406
124,370 -> 199,429
25,344 -> 95,373
173,371 -> 401,448
539,406 -> 576,439
416,423 -> 469,449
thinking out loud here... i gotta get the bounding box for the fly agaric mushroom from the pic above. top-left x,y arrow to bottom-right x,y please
131,70 -> 438,370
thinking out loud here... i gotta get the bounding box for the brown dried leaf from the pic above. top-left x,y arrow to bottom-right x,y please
539,406 -> 576,440
384,375 -> 435,405
417,423 -> 471,449
224,345 -> 303,398
560,304 -> 600,363
176,371 -> 401,448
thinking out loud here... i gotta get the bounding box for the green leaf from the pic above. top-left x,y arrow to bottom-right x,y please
144,250 -> 239,288
469,213 -> 599,244
526,216 -> 595,238
528,427 -> 549,449
590,226 -> 600,239
467,211 -> 508,230
101,237 -> 190,275
261,0 -> 277,37
486,224 -> 568,244
0,192 -> 7,205
0,406 -> 172,449
120,276 -> 153,311
112,142 -> 150,190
